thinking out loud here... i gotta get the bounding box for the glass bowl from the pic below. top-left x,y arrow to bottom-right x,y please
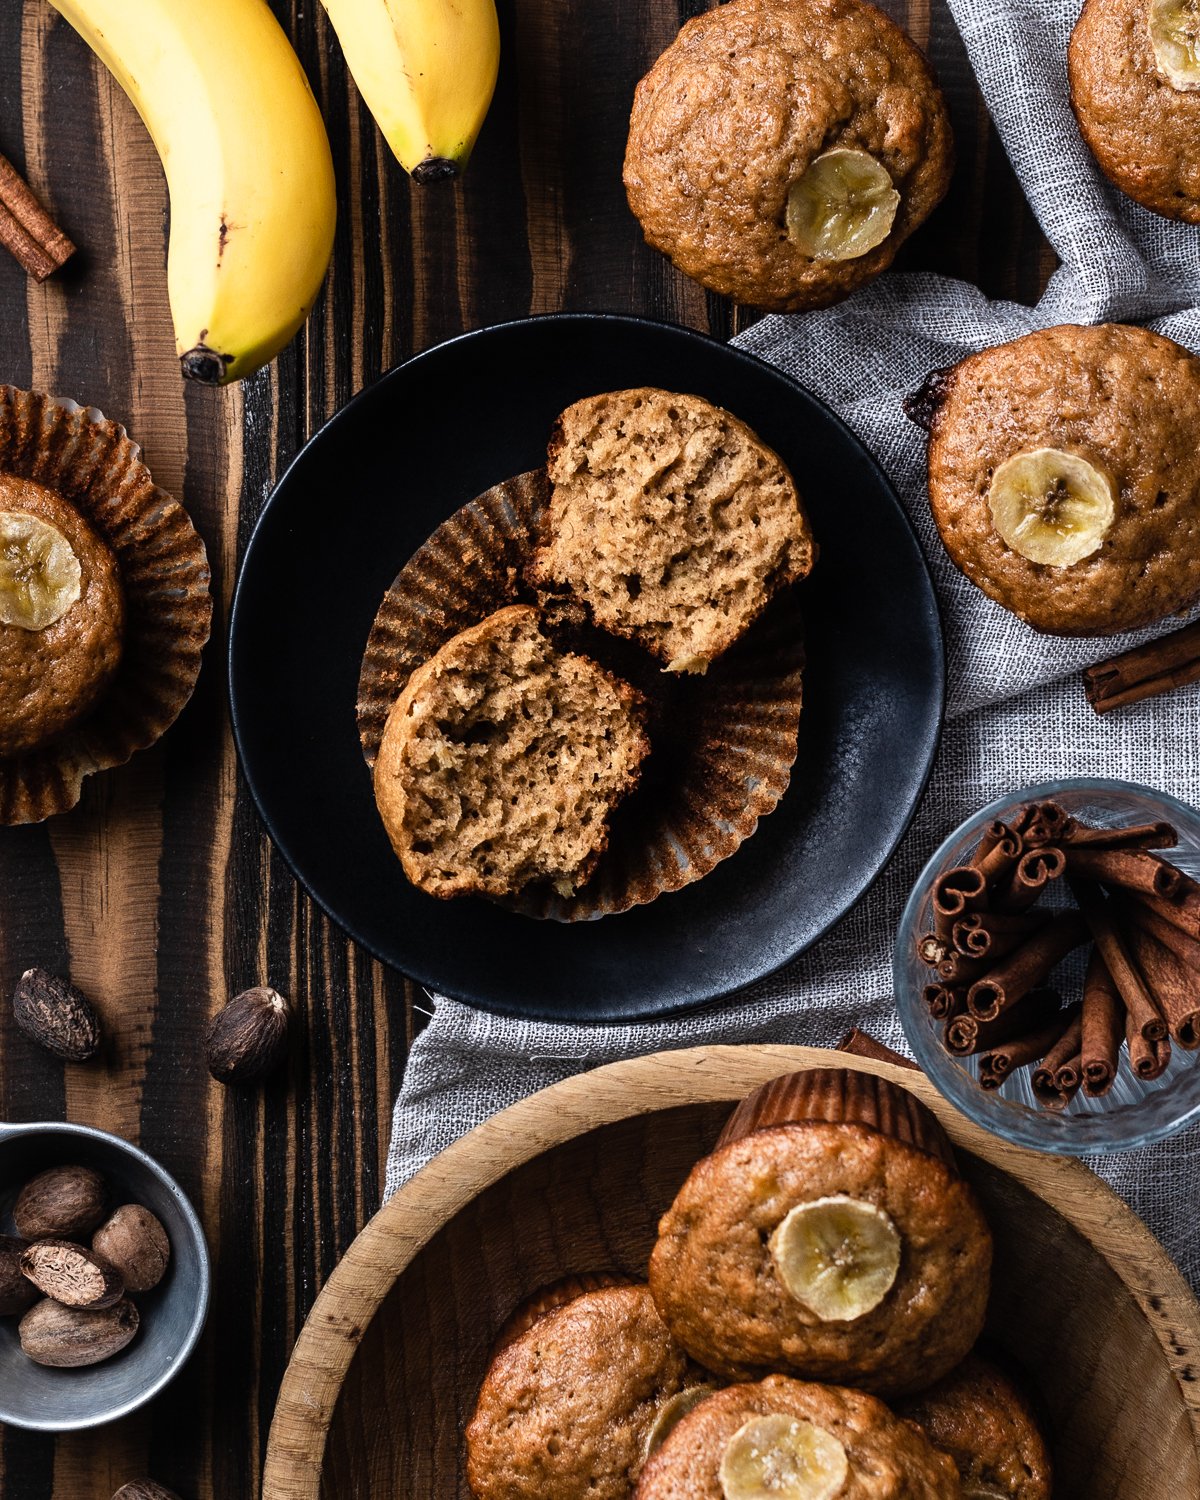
895,777 -> 1200,1154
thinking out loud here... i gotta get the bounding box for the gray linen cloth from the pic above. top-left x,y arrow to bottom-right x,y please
385,0 -> 1200,1287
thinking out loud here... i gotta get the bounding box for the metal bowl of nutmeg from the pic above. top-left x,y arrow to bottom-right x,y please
0,1120 -> 209,1430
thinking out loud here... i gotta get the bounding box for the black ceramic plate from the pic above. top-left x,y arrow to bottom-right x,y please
229,314 -> 943,1023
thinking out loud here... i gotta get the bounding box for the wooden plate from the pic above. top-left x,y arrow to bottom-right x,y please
262,1046 -> 1200,1498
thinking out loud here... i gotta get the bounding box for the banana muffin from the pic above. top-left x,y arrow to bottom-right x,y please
0,473 -> 125,758
648,1068 -> 992,1397
623,0 -> 954,311
913,322 -> 1200,634
1070,0 -> 1200,222
373,604 -> 648,898
466,1282 -> 701,1500
527,389 -> 815,673
897,1351 -> 1053,1500
635,1375 -> 961,1499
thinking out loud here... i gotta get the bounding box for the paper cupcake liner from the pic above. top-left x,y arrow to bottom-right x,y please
0,387 -> 211,823
491,1273 -> 635,1355
357,470 -> 804,921
715,1066 -> 957,1172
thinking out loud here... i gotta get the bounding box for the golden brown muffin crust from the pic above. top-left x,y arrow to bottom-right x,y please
635,1375 -> 961,1499
466,1284 -> 691,1500
623,0 -> 953,311
925,322 -> 1200,635
897,1352 -> 1053,1500
0,473 -> 124,758
1070,0 -> 1200,222
648,1121 -> 991,1396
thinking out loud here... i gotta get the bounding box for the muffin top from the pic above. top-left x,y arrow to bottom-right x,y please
623,0 -> 953,311
649,1119 -> 991,1395
897,1351 -> 1053,1500
528,389 -> 814,672
1069,0 -> 1200,222
466,1283 -> 693,1500
0,472 -> 125,758
923,322 -> 1200,635
636,1375 -> 961,1499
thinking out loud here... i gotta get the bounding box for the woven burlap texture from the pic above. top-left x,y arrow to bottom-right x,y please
384,0 -> 1200,1290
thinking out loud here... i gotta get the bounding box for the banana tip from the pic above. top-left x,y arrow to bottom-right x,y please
410,157 -> 460,185
181,346 -> 233,385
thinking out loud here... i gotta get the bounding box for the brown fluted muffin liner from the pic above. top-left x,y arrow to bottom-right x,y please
715,1066 -> 957,1172
0,387 -> 211,822
356,469 -> 805,921
491,1273 -> 636,1356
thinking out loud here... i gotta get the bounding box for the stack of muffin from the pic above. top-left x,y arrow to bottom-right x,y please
464,1067 -> 1052,1500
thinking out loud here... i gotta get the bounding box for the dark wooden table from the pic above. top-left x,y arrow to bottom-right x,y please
0,1 -> 1053,1494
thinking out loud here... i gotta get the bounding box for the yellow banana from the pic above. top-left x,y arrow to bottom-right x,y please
47,0 -> 337,385
320,0 -> 500,182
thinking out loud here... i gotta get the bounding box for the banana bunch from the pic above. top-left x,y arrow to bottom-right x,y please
1149,0 -> 1200,90
47,0 -> 337,386
718,1412 -> 850,1500
988,448 -> 1115,567
787,148 -> 901,263
319,0 -> 500,182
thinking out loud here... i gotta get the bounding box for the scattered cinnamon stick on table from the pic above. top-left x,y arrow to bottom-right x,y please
836,1028 -> 919,1071
0,152 -> 75,281
1083,621 -> 1200,715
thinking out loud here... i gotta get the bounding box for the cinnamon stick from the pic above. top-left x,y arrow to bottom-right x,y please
1069,878 -> 1167,1042
1131,887 -> 1200,943
950,909 -> 1047,960
837,1029 -> 919,1071
931,865 -> 988,939
935,950 -> 993,987
993,846 -> 1066,912
1063,846 -> 1183,900
1127,898 -> 1200,973
1124,924 -> 1200,1050
1127,1009 -> 1171,1082
1080,948 -> 1124,1097
1033,1009 -> 1084,1107
978,1004 -> 1077,1089
966,909 -> 1089,1021
945,986 -> 1062,1057
971,820 -> 1024,889
0,152 -> 74,281
917,932 -> 950,966
1061,819 -> 1178,852
923,982 -> 966,1020
1018,801 -> 1073,848
1083,620 -> 1200,715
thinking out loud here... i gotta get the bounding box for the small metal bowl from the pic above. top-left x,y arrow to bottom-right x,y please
895,777 -> 1200,1155
0,1121 -> 209,1431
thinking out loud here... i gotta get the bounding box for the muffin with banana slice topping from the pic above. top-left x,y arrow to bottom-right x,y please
648,1068 -> 991,1397
635,1375 -> 961,1499
0,473 -> 125,758
1070,0 -> 1200,221
897,1350 -> 1053,1500
913,322 -> 1200,635
466,1281 -> 712,1500
622,0 -> 954,311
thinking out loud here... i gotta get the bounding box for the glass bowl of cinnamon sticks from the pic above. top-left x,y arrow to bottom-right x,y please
895,778 -> 1200,1153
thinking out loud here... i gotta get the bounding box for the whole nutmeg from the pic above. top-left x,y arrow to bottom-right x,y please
93,1204 -> 171,1293
0,1235 -> 38,1316
14,1164 -> 108,1240
206,985 -> 290,1085
111,1485 -> 181,1500
19,1296 -> 139,1367
21,1239 -> 124,1310
12,967 -> 102,1062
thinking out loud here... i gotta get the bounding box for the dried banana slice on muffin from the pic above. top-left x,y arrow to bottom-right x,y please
635,1375 -> 961,1499
897,1350 -> 1054,1500
0,473 -> 125,759
372,604 -> 649,899
623,0 -> 953,311
466,1281 -> 710,1500
648,1067 -> 992,1396
910,323 -> 1200,635
1070,0 -> 1200,221
527,389 -> 815,674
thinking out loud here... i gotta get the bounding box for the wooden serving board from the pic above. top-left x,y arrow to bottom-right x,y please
262,1045 -> 1200,1498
